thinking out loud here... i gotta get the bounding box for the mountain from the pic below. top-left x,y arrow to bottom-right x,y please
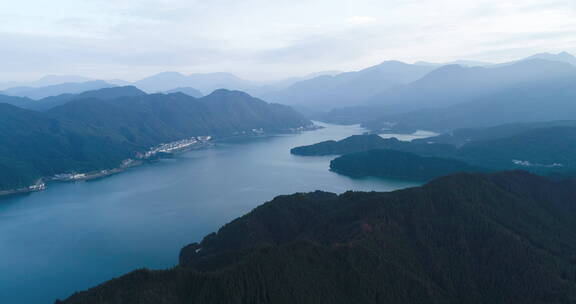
0,103 -> 135,191
366,59 -> 576,108
164,87 -> 203,98
133,72 -> 256,93
2,80 -> 115,100
0,86 -> 147,112
363,78 -> 576,132
59,171 -> 576,303
46,89 -> 311,147
260,61 -> 438,110
294,124 -> 576,180
291,134 -> 456,157
458,127 -> 576,173
0,89 -> 312,193
415,60 -> 493,67
0,94 -> 35,109
30,75 -> 95,87
0,75 -> 133,91
319,59 -> 576,125
33,86 -> 147,111
330,149 -> 484,180
523,52 -> 576,66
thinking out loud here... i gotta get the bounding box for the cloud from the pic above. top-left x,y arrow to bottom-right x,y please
0,0 -> 575,81
346,16 -> 377,26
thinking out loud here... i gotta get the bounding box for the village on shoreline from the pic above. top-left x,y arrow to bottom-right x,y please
0,136 -> 213,198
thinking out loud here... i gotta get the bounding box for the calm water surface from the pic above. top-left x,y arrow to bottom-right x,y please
0,122 -> 420,304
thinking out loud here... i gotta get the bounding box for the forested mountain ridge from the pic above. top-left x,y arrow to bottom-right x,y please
291,134 -> 456,157
59,171 -> 576,304
0,89 -> 312,193
330,149 -> 485,181
294,124 -> 576,181
0,103 -> 136,192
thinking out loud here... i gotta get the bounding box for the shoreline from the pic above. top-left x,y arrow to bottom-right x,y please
0,137 -> 213,199
0,125 -> 321,199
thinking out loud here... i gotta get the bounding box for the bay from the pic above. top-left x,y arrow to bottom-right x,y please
0,122 -> 420,303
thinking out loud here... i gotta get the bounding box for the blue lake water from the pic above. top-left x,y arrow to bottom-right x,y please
0,122 -> 420,304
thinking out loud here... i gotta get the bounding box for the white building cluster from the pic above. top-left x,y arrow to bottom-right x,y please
136,136 -> 212,159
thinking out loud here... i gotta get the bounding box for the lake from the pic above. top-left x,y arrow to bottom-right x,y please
0,122 -> 420,304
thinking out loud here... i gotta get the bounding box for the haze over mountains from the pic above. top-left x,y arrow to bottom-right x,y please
259,61 -> 438,111
0,80 -> 115,100
2,52 -> 574,116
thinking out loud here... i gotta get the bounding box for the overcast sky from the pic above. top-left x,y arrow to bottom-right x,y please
1,0 -> 575,82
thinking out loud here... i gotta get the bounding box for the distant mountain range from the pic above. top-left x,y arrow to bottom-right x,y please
133,72 -> 256,94
59,170 -> 576,303
363,77 -> 576,132
513,51 -> 576,66
2,51 -> 575,124
0,87 -> 312,193
366,59 -> 576,107
0,85 -> 146,111
164,87 -> 204,98
259,61 -> 438,110
415,59 -> 493,67
0,80 -> 115,100
320,57 -> 576,127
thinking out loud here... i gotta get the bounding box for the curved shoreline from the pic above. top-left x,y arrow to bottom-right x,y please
0,125 -> 322,199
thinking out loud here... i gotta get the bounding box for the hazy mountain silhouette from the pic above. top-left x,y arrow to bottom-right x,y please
34,86 -> 147,111
260,61 -> 438,110
2,80 -> 115,100
0,75 -> 96,90
164,87 -> 203,98
0,86 -> 146,111
415,60 -> 492,67
319,58 -> 576,124
133,72 -> 257,93
523,52 -> 576,66
366,59 -> 576,107
363,78 -> 576,132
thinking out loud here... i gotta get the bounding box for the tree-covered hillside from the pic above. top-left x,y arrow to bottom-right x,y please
0,88 -> 312,192
60,171 -> 576,304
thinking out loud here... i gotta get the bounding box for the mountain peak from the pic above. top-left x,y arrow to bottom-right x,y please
208,88 -> 251,98
33,75 -> 94,87
151,71 -> 187,78
66,86 -> 146,103
525,52 -> 576,65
